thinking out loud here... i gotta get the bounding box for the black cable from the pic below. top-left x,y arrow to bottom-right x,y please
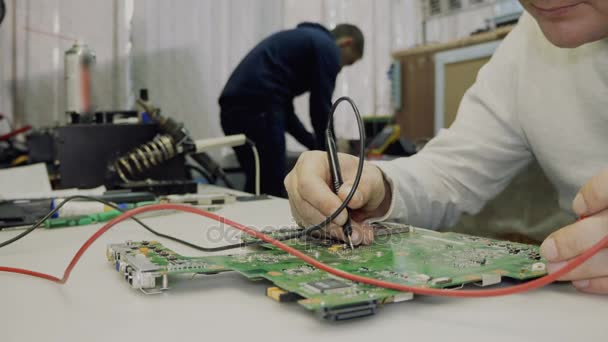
277,96 -> 366,241
0,195 -> 97,249
125,96 -> 364,244
0,0 -> 5,27
217,172 -> 236,190
0,195 -> 258,252
189,152 -> 235,189
208,97 -> 365,242
185,164 -> 214,183
0,97 -> 365,251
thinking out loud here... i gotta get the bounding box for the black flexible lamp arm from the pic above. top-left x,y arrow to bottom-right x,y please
0,0 -> 5,27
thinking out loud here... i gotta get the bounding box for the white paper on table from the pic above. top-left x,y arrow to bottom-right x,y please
47,186 -> 107,199
0,164 -> 107,200
0,163 -> 52,200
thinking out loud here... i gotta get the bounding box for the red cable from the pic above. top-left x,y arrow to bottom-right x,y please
1,204 -> 606,297
0,125 -> 32,141
23,26 -> 77,42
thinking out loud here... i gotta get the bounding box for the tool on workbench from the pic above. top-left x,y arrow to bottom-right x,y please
164,193 -> 236,206
325,129 -> 354,250
44,200 -> 158,229
51,198 -> 128,218
109,99 -> 261,196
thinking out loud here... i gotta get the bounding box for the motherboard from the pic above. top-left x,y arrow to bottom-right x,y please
106,223 -> 547,320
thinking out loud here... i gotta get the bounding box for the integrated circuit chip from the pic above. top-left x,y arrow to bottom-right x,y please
303,278 -> 351,294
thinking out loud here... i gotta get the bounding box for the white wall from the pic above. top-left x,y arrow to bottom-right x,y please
0,0 -> 504,146
424,0 -> 523,43
130,0 -> 423,149
0,0 -> 131,129
130,0 -> 284,148
425,5 -> 495,43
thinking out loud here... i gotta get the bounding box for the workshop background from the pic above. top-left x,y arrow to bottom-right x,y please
0,0 -> 503,146
0,0 -> 571,241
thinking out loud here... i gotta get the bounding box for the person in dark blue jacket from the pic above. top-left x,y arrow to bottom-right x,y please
219,23 -> 364,197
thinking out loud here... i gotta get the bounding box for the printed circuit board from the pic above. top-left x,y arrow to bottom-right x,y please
107,223 -> 546,320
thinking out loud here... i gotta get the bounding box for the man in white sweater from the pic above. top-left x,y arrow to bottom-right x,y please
285,1 -> 608,294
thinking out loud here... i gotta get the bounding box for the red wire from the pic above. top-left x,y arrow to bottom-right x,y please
23,26 -> 77,42
1,204 -> 606,297
0,125 -> 32,141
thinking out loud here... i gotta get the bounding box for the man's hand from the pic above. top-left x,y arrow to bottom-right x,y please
284,151 -> 392,246
540,169 -> 608,294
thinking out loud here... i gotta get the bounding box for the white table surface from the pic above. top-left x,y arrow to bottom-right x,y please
1,193 -> 607,342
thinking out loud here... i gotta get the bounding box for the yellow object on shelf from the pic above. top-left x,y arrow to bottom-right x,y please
367,124 -> 401,156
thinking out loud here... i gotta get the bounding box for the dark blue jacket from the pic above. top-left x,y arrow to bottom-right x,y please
219,23 -> 341,150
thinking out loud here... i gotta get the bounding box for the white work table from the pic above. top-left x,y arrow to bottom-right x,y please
1,194 -> 607,342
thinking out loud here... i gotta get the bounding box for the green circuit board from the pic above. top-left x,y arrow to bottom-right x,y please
106,223 -> 547,320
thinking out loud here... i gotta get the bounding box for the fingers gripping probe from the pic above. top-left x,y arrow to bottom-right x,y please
325,130 -> 355,249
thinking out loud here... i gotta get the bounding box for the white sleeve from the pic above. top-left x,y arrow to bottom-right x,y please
373,19 -> 533,229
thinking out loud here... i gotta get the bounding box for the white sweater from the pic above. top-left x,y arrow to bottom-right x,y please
375,13 -> 608,229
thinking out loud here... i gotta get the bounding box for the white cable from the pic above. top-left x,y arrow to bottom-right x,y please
194,134 -> 247,151
250,142 -> 261,196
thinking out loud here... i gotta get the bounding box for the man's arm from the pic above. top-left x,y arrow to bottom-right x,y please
373,20 -> 532,229
284,103 -> 317,150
